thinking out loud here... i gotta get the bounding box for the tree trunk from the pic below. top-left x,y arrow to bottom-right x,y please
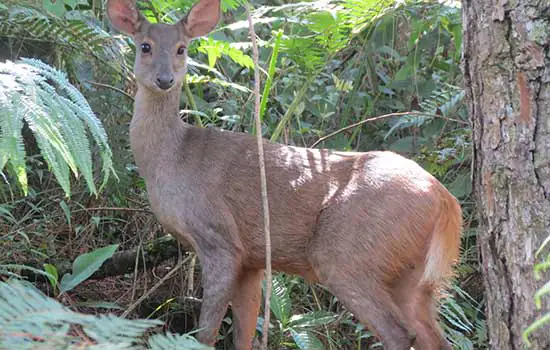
463,0 -> 550,349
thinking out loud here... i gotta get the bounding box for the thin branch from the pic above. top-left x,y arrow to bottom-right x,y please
310,111 -> 468,148
247,7 -> 272,349
71,206 -> 152,214
85,80 -> 134,101
121,255 -> 192,318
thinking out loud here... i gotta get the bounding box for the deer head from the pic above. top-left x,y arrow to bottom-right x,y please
106,0 -> 220,92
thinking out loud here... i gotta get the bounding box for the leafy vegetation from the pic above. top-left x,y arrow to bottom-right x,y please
0,279 -> 210,349
0,58 -> 114,196
0,0 -> 487,349
523,234 -> 550,346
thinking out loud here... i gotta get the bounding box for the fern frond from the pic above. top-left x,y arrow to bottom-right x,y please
23,57 -> 115,191
0,279 -> 160,349
0,94 -> 27,190
0,280 -> 211,350
419,83 -> 465,116
0,4 -> 133,81
0,59 -> 115,196
385,83 -> 465,137
148,333 -> 211,350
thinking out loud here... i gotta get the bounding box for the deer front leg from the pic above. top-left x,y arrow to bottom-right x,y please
231,269 -> 264,350
195,248 -> 240,346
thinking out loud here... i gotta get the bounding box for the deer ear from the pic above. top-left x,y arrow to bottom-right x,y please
106,0 -> 145,36
180,0 -> 221,38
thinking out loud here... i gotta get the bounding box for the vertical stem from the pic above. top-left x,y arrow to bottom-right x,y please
270,75 -> 314,142
259,30 -> 283,120
183,77 -> 202,127
252,29 -> 283,136
247,7 -> 272,349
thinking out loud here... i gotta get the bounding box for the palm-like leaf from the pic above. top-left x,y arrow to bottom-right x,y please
269,274 -> 292,327
289,328 -> 324,350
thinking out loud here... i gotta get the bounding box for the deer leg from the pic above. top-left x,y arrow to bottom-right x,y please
328,280 -> 416,350
308,225 -> 415,349
402,287 -> 451,350
231,268 -> 264,350
392,270 -> 451,350
195,249 -> 240,346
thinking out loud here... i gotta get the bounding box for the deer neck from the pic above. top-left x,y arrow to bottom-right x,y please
130,84 -> 188,177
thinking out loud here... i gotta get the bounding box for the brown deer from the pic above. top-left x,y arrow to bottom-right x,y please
106,0 -> 462,349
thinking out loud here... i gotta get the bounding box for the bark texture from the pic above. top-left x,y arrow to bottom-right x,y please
463,0 -> 550,348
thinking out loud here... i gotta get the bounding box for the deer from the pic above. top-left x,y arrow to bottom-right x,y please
106,0 -> 462,349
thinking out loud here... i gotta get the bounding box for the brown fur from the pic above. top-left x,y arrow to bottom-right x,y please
107,0 -> 463,349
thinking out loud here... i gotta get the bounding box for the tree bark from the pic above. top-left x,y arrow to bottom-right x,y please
463,0 -> 550,349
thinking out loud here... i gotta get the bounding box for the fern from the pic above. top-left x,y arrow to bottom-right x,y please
246,0 -> 396,74
0,4 -> 133,81
0,279 -> 211,350
523,234 -> 550,346
385,83 -> 465,138
147,333 -> 211,350
0,58 -> 115,196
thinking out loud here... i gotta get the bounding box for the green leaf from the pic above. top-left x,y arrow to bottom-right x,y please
64,0 -> 87,9
42,0 -> 66,17
447,172 -> 472,199
388,136 -> 429,153
393,64 -> 413,82
268,275 -> 291,327
0,205 -> 15,223
288,311 -> 337,328
148,332 -> 212,350
289,328 -> 324,350
43,263 -> 59,290
59,200 -> 71,228
534,280 -> 550,309
197,38 -> 254,69
59,244 -> 119,293
523,312 -> 550,347
0,264 -> 58,282
535,234 -> 550,258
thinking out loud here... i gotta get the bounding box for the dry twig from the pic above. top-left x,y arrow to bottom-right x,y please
310,111 -> 468,148
247,7 -> 272,349
121,255 -> 192,318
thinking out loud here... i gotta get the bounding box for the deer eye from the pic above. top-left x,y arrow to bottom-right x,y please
177,46 -> 186,55
141,43 -> 151,54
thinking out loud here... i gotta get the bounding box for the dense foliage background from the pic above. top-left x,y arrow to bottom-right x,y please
0,0 -> 499,348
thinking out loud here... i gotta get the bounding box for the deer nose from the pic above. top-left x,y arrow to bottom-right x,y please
156,74 -> 174,90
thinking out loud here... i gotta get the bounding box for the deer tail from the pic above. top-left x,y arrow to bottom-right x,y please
421,187 -> 462,283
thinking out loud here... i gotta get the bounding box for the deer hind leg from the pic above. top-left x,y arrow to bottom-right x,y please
410,286 -> 452,350
307,214 -> 416,349
321,272 -> 415,350
392,271 -> 452,350
230,268 -> 264,350
308,247 -> 414,348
